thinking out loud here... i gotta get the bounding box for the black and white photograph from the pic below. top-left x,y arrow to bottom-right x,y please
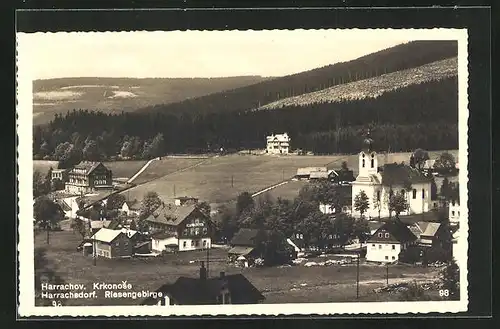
17,27 -> 469,316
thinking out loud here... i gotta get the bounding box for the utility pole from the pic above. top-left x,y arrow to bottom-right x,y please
206,240 -> 210,278
386,263 -> 389,285
356,252 -> 360,299
93,234 -> 96,266
231,175 -> 234,188
173,184 -> 176,198
282,169 -> 285,181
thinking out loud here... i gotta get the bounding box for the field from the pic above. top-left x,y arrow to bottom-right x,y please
33,160 -> 59,174
130,157 -> 208,185
35,231 -> 443,306
102,160 -> 147,180
124,154 -> 342,204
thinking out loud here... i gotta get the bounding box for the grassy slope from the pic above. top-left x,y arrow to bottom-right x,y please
35,231 -> 442,306
259,57 -> 457,110
33,76 -> 268,125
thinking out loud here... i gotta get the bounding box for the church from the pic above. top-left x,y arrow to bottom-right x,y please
351,134 -> 432,219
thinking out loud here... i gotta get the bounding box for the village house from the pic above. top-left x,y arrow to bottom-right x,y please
51,168 -> 70,183
295,167 -> 328,180
351,134 -> 432,219
90,220 -> 111,234
408,221 -> 448,249
448,199 -> 460,224
174,196 -> 199,206
365,220 -> 417,263
150,231 -> 179,254
141,262 -> 265,305
145,202 -> 212,252
65,161 -> 113,194
121,200 -> 141,216
227,228 -> 269,266
90,228 -> 139,259
266,133 -> 291,155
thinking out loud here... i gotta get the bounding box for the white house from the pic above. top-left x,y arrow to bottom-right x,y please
121,200 -> 141,216
151,232 -> 179,254
366,220 -> 417,263
351,134 -> 432,219
266,133 -> 290,154
449,200 -> 460,224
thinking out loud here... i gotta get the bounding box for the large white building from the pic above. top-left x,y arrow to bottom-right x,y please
366,221 -> 417,263
266,133 -> 290,154
351,134 -> 432,219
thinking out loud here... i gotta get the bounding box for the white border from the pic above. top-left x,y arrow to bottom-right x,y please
17,28 -> 469,317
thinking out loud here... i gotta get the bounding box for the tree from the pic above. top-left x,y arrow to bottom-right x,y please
70,218 -> 88,239
310,180 -> 344,213
58,144 -> 82,169
440,177 -> 452,201
51,178 -> 65,191
33,196 -> 64,244
440,259 -> 460,300
389,191 -> 408,220
412,148 -> 430,170
341,161 -> 349,171
352,217 -> 370,243
331,213 -> 355,248
146,133 -> 165,159
106,193 -> 126,211
398,281 -> 431,301
33,170 -> 50,198
54,142 -> 73,160
433,152 -> 456,175
195,201 -> 211,218
139,191 -> 162,220
129,219 -> 138,231
236,192 -> 255,216
82,139 -> 101,161
354,190 -> 370,218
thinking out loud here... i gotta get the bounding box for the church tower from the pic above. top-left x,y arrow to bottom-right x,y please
358,131 -> 378,177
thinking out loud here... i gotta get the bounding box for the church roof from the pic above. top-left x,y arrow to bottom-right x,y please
380,163 -> 430,186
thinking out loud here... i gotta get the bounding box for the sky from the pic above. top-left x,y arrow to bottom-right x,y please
18,30 -> 418,79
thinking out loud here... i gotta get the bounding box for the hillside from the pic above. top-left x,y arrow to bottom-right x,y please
142,40 -> 458,116
259,57 -> 457,110
32,76 -> 268,125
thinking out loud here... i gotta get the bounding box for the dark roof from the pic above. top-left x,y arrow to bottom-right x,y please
55,199 -> 71,212
151,231 -> 177,240
368,220 -> 417,244
72,161 -> 109,175
230,228 -> 268,247
141,274 -> 265,305
145,203 -> 207,226
380,163 -> 431,186
125,200 -> 141,210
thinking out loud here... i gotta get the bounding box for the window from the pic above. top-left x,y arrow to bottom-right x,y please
412,189 -> 417,199
376,190 -> 380,201
191,240 -> 195,247
203,240 -> 207,247
451,211 -> 455,216
452,200 -> 455,206
458,211 -> 460,216
362,159 -> 365,168
385,256 -> 388,260
378,245 -> 382,249
195,219 -> 200,224
195,228 -> 200,236
183,241 -> 187,248
385,233 -> 390,238
392,245 -> 395,250
203,227 -> 208,235
115,241 -> 119,246
371,159 -> 374,168
378,233 -> 383,238
422,188 -> 425,199
195,240 -> 199,247
372,244 -> 375,247
392,256 -> 395,260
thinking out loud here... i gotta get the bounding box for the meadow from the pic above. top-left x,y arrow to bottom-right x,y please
34,231 -> 443,306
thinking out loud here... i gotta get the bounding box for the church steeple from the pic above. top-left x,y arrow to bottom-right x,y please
358,129 -> 378,177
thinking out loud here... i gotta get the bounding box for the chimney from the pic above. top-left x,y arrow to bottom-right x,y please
220,271 -> 225,278
199,261 -> 207,280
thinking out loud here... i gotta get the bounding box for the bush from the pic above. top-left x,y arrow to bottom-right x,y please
423,246 -> 452,264
398,246 -> 422,264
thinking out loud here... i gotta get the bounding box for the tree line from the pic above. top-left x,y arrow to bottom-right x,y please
33,76 -> 458,163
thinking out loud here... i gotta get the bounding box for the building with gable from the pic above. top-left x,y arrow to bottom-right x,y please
266,133 -> 291,154
366,220 -> 417,263
90,227 -> 138,259
145,202 -> 212,252
351,133 -> 432,219
65,161 -> 113,194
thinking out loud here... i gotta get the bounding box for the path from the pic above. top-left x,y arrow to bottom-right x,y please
126,158 -> 159,184
251,180 -> 290,198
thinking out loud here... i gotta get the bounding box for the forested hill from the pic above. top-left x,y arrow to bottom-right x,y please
32,76 -> 268,125
259,57 -> 457,110
140,40 -> 458,116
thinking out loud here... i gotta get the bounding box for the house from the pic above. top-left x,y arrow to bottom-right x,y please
55,199 -> 72,219
448,199 -> 460,224
351,133 -> 432,219
90,220 -> 111,234
121,200 -> 141,216
408,221 -> 447,249
266,133 -> 291,154
295,167 -> 327,180
332,169 -> 356,185
65,161 -> 113,194
151,231 -> 179,254
90,228 -> 138,259
145,202 -> 212,252
309,170 -> 336,180
141,262 -> 265,305
367,221 -> 384,235
51,168 -> 70,183
228,228 -> 268,265
174,196 -> 199,206
366,220 -> 417,263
